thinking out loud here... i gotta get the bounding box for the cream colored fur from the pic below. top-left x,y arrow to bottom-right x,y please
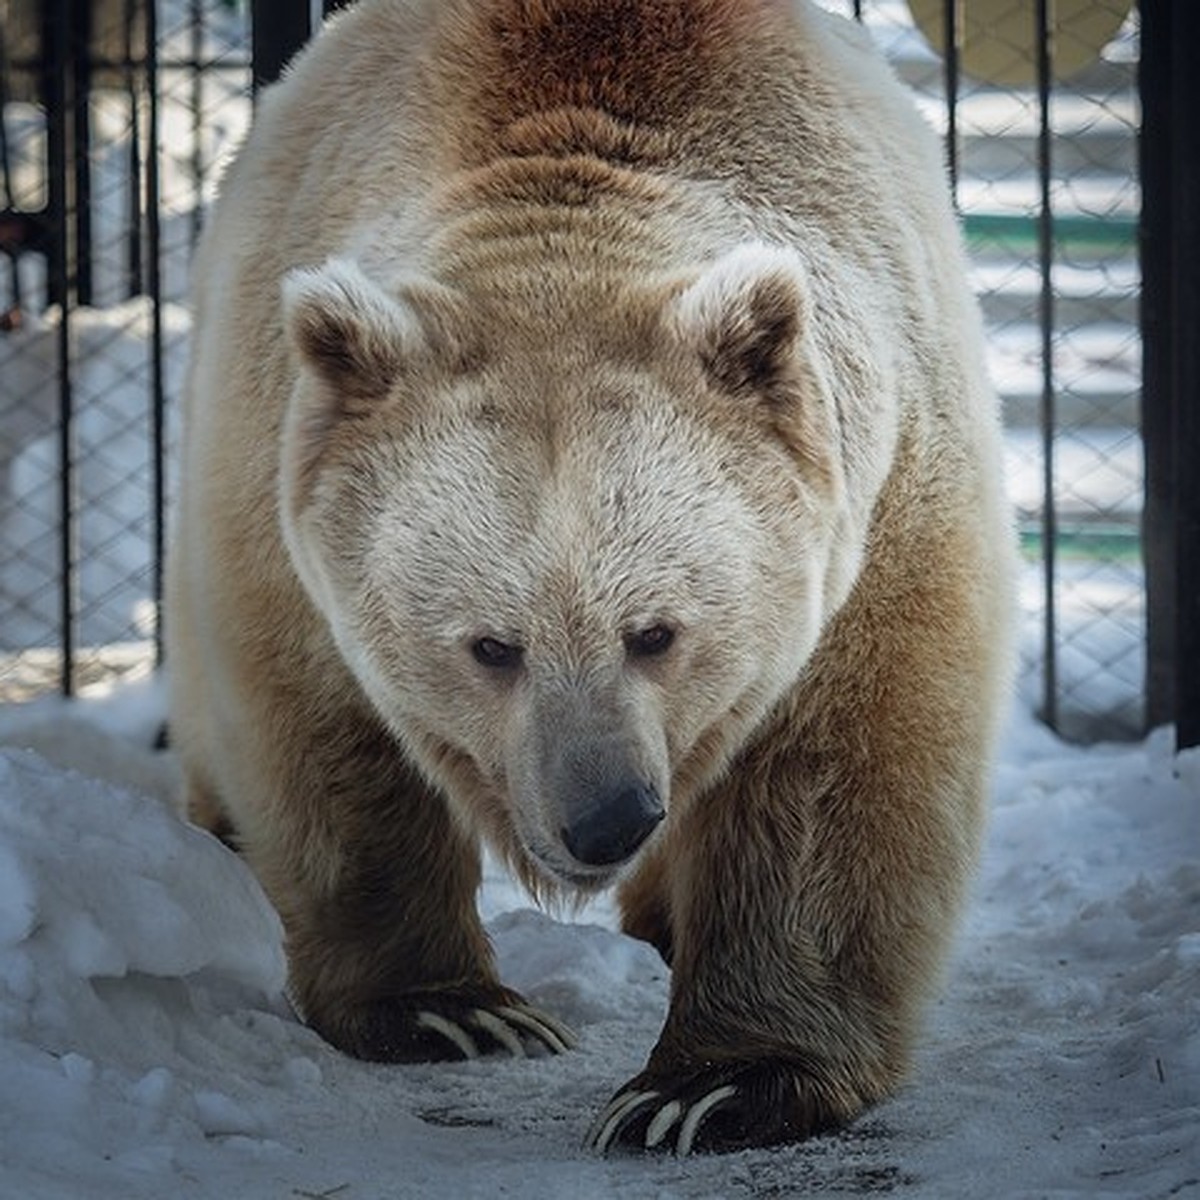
168,0 -> 1015,1153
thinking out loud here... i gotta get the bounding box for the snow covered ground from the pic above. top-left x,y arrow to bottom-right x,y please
0,682 -> 1196,1200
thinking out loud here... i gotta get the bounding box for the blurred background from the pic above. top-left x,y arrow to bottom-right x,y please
0,0 -> 1195,746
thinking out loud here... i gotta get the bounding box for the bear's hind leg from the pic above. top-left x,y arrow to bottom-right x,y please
182,768 -> 239,848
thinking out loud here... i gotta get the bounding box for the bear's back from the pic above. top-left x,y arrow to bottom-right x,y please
198,0 -> 953,293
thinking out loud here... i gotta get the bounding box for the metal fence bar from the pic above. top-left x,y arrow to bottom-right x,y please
70,0 -> 93,306
251,2 -> 313,93
1140,0 -> 1200,752
124,34 -> 143,299
189,0 -> 204,247
1179,215 -> 1200,753
44,0 -> 75,695
943,0 -> 959,196
1035,0 -> 1057,731
0,17 -> 22,313
146,0 -> 166,665
1140,2 -> 1172,735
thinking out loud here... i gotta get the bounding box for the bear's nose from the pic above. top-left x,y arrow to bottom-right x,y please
561,783 -> 665,867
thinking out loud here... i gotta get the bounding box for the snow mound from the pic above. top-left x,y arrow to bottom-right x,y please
0,748 -> 284,998
0,748 -> 291,1196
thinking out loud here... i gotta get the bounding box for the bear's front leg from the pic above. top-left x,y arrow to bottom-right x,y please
592,722 -> 979,1154
228,703 -> 575,1064
290,868 -> 576,1064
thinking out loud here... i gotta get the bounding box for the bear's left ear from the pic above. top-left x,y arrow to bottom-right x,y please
281,259 -> 454,523
670,243 -> 810,404
282,258 -> 418,404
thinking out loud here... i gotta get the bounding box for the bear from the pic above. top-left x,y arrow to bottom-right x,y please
167,0 -> 1015,1155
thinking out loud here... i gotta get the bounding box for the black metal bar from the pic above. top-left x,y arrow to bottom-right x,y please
146,0 -> 167,667
251,0 -> 313,93
125,0 -> 144,298
943,0 -> 959,196
0,17 -> 23,311
1141,1 -> 1175,734
190,0 -> 204,248
1176,107 -> 1200,751
1142,0 -> 1200,750
1035,0 -> 1057,731
44,3 -> 68,311
46,0 -> 75,695
71,0 -> 93,305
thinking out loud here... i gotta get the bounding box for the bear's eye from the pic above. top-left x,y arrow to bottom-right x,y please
471,636 -> 524,670
625,624 -> 676,658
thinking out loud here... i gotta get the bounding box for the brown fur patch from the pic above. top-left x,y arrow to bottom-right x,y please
444,0 -> 785,162
497,107 -> 672,165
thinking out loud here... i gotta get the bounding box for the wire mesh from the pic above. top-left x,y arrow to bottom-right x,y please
0,0 -> 248,700
828,0 -> 1143,741
1,0 -> 1146,740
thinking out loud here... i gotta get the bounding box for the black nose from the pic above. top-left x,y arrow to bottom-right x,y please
561,783 -> 665,867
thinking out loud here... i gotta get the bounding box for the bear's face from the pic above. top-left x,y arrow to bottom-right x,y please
279,247 -> 848,890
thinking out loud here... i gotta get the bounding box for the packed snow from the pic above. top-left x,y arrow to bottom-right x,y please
0,682 -> 1195,1199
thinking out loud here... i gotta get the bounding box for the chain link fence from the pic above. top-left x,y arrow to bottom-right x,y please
0,0 -> 247,697
0,0 -> 1146,741
833,0 -> 1143,741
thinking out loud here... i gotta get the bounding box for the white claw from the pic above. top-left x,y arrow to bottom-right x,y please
471,1009 -> 525,1057
495,1005 -> 576,1054
415,1011 -> 480,1060
587,1089 -> 659,1152
644,1099 -> 684,1149
676,1085 -> 738,1157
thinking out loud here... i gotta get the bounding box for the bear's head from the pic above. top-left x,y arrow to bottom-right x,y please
279,245 -> 853,893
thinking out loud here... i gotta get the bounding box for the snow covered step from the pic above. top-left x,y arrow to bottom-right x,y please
971,258 -> 1139,330
988,321 -> 1140,428
1004,426 -> 1143,520
958,134 -> 1136,184
913,89 -> 1137,139
999,388 -> 1139,432
953,178 -> 1139,228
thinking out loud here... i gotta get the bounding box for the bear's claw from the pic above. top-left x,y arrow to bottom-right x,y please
586,1058 -> 854,1155
587,1084 -> 739,1155
494,1004 -> 576,1054
413,1004 -> 575,1059
309,988 -> 577,1063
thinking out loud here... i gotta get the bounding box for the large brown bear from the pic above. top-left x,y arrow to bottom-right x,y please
167,0 -> 1015,1155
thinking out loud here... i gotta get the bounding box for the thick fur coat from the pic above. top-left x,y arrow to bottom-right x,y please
168,0 -> 1015,1153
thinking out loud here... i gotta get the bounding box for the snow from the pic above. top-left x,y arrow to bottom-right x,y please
0,687 -> 1196,1200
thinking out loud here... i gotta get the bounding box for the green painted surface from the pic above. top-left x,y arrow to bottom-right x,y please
1018,525 -> 1142,564
964,212 -> 1137,253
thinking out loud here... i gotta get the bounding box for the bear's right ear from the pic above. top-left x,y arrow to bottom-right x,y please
671,244 -> 843,491
282,258 -> 419,405
670,242 -> 810,404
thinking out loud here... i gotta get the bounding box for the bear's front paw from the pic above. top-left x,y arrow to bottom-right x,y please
307,985 -> 577,1064
586,1057 -> 862,1156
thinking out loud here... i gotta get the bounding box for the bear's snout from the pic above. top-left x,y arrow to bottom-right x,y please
561,782 -> 664,867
